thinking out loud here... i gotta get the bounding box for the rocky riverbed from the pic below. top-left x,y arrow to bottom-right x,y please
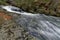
0,5 -> 60,40
0,10 -> 36,40
0,0 -> 60,40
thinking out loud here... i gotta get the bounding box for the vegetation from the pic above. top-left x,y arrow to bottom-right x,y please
0,0 -> 60,16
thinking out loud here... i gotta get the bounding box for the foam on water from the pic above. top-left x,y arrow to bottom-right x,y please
1,5 -> 39,16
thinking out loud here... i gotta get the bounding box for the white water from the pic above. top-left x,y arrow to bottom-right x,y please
0,5 -> 60,40
1,5 -> 39,16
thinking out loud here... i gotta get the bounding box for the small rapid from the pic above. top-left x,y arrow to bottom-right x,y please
0,5 -> 39,16
0,5 -> 60,40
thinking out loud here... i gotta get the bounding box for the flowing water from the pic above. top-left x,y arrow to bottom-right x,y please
1,5 -> 60,40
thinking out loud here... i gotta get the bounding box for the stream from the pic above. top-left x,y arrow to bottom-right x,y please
0,5 -> 60,40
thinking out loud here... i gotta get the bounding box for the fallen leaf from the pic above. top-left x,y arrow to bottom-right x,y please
0,12 -> 12,20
